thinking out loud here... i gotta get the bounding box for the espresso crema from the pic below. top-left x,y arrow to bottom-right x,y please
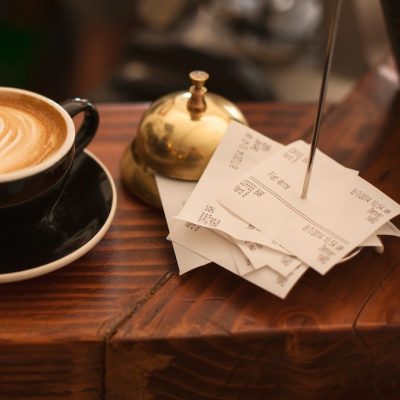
0,93 -> 67,174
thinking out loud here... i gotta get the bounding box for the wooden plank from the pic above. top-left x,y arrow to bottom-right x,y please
0,342 -> 102,400
107,63 -> 400,399
0,103 -> 172,399
0,102 -> 318,399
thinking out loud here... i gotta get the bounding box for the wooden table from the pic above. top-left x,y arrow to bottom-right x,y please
1,61 -> 399,400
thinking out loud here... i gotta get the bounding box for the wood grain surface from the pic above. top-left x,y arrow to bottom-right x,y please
0,104 -> 174,399
107,63 -> 400,400
0,60 -> 399,400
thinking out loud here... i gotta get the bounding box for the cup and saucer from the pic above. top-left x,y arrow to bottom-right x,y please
0,88 -> 116,283
0,151 -> 116,283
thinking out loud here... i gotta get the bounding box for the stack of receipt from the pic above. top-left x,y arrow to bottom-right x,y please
156,122 -> 400,299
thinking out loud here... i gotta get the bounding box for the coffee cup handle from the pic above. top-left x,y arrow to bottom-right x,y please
60,98 -> 99,154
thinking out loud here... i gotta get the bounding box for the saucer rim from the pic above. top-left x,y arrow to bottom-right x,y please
0,150 -> 117,283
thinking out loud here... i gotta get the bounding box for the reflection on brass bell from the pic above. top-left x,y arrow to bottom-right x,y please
121,70 -> 248,208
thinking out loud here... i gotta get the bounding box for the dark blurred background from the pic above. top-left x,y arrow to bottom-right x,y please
0,0 -> 390,104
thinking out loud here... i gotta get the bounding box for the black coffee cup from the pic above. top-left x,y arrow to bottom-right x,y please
0,88 -> 99,239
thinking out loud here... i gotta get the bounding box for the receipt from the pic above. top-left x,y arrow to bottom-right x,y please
175,123 -> 357,274
175,121 -> 285,249
376,221 -> 400,237
229,243 -> 308,298
170,219 -> 307,298
217,140 -> 400,274
213,231 -> 302,276
235,239 -> 302,274
169,220 -> 239,273
174,122 -> 305,275
157,120 -> 399,297
155,175 -> 209,274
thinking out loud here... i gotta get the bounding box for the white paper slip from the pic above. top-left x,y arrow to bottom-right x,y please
278,176 -> 399,272
229,244 -> 255,276
362,235 -> 384,253
376,221 -> 400,237
171,218 -> 307,299
217,141 -> 400,274
210,229 -> 298,278
212,229 -> 298,278
360,234 -> 382,247
229,243 -> 307,299
217,140 -> 358,266
239,261 -> 308,299
175,121 -> 287,249
207,230 -> 256,275
155,175 -> 210,274
234,238 -> 303,276
170,220 -> 240,274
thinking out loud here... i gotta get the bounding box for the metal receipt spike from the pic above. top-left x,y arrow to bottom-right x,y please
301,0 -> 343,199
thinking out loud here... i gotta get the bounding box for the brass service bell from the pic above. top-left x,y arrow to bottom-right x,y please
121,70 -> 248,208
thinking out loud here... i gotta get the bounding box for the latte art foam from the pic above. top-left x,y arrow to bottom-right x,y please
0,103 -> 66,174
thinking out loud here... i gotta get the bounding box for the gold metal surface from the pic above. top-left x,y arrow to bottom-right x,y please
121,70 -> 247,208
135,71 -> 247,181
121,143 -> 161,208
